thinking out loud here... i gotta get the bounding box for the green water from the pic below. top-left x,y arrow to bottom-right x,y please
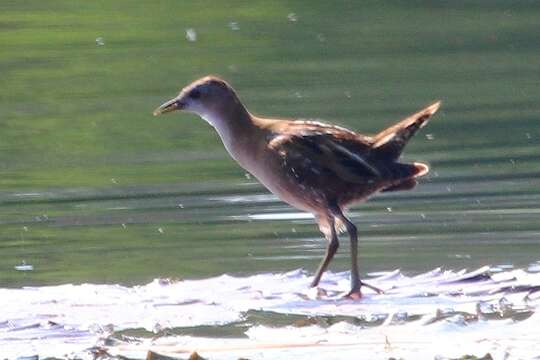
1,1 -> 539,287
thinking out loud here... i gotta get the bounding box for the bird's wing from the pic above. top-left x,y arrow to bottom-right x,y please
268,121 -> 382,183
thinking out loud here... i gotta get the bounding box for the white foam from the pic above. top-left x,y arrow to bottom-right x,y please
2,267 -> 540,359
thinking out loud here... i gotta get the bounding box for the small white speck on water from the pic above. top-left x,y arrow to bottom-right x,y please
95,37 -> 105,46
525,132 -> 532,139
317,33 -> 326,42
228,64 -> 238,73
420,213 -> 426,219
22,226 -> 29,232
228,21 -> 240,31
111,178 -> 118,184
14,260 -> 34,272
386,207 -> 393,212
158,227 -> 164,234
425,133 -> 435,140
446,186 -> 452,192
294,91 -> 303,98
510,159 -> 516,165
287,12 -> 298,22
344,91 -> 352,98
185,28 -> 197,42
291,228 -> 297,233
244,173 -> 252,180
121,223 -> 127,229
178,203 -> 184,209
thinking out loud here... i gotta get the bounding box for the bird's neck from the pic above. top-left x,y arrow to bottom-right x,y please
199,101 -> 262,167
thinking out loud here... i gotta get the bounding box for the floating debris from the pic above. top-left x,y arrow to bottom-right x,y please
287,12 -> 298,22
14,261 -> 34,272
317,33 -> 326,42
35,214 -> 49,222
425,133 -> 435,140
158,227 -> 164,234
185,28 -> 197,42
95,37 -> 105,46
13,192 -> 41,197
228,21 -> 240,31
452,254 -> 472,259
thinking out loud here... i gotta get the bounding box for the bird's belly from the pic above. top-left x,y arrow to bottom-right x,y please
229,143 -> 374,214
258,176 -> 319,212
243,158 -> 325,214
241,152 -> 385,214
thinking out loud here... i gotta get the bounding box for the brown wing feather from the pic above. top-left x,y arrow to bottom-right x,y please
268,121 -> 382,184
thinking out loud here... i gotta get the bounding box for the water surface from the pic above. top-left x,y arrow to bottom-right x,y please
1,1 -> 540,358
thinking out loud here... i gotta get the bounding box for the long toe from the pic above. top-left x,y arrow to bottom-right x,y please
361,281 -> 384,294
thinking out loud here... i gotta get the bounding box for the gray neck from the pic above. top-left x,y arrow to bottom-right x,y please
198,104 -> 257,167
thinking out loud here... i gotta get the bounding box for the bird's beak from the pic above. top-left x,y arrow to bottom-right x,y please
153,97 -> 185,116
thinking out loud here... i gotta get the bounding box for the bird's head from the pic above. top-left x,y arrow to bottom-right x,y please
153,76 -> 240,124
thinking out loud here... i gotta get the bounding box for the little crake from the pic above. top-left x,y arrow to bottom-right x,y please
154,76 -> 441,298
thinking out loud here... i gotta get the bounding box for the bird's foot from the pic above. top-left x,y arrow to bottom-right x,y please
361,281 -> 384,295
343,289 -> 363,300
344,281 -> 384,300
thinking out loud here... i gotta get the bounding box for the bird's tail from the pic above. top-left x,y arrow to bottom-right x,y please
372,101 -> 441,161
381,162 -> 429,192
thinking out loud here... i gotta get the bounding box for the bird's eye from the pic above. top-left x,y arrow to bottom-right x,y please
189,89 -> 201,99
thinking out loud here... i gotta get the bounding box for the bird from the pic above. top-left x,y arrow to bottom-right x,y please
154,76 -> 441,299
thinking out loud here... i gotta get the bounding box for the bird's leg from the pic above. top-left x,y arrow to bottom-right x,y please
310,216 -> 339,288
343,217 -> 361,297
335,212 -> 384,299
